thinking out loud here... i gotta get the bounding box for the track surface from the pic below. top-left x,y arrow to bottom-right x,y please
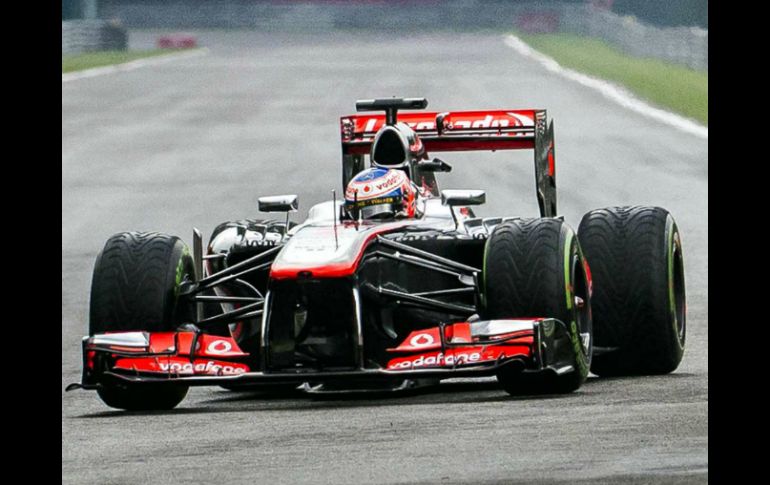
62,31 -> 708,484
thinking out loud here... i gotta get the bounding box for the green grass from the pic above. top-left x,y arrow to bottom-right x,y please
517,33 -> 708,125
62,49 -> 184,73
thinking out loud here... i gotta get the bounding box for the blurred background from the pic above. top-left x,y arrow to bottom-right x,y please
62,0 -> 708,123
63,0 -> 707,68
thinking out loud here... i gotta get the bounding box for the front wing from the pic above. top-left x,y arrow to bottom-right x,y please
69,318 -> 578,391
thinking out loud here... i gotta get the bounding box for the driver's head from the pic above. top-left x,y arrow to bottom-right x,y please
345,168 -> 417,220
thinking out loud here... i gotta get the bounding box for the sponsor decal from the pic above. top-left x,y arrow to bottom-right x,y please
356,112 -> 535,134
389,351 -> 482,369
392,233 -> 444,241
386,338 -> 534,370
346,170 -> 406,201
243,239 -> 277,247
114,357 -> 249,376
453,115 -> 511,129
347,196 -> 398,209
206,339 -> 233,355
389,328 -> 442,352
158,360 -> 247,375
376,172 -> 402,191
507,112 -> 535,127
409,333 -> 435,348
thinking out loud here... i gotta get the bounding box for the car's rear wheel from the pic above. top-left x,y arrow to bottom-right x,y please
578,206 -> 685,376
482,218 -> 592,395
89,232 -> 194,410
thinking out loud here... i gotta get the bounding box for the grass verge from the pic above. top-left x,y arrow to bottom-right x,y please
62,50 -> 185,73
516,33 -> 707,125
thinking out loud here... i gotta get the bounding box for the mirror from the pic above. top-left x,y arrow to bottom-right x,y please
417,158 -> 452,173
258,194 -> 299,213
441,189 -> 486,207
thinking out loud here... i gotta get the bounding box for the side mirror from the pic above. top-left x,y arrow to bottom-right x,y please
441,189 -> 486,207
417,158 -> 452,173
258,194 -> 298,213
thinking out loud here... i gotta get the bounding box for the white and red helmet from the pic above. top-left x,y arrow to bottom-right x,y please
345,168 -> 417,219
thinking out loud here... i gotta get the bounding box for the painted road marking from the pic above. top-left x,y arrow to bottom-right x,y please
504,35 -> 707,140
62,48 -> 209,83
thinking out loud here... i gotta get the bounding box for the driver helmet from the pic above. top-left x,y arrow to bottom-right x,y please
344,168 -> 417,220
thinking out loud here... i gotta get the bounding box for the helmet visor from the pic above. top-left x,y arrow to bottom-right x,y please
346,196 -> 403,220
360,204 -> 396,220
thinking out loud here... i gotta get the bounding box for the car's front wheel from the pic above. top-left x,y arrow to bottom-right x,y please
482,218 -> 592,395
89,231 -> 194,410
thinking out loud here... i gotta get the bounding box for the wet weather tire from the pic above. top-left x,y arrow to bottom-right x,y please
578,206 -> 685,376
90,232 -> 195,335
89,231 -> 194,410
483,218 -> 592,395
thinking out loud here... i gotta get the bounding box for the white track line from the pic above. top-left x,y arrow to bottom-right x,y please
62,48 -> 209,83
504,34 -> 707,140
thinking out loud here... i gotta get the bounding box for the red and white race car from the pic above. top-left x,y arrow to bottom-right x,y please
68,98 -> 686,410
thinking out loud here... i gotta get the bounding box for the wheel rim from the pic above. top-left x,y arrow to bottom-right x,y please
672,240 -> 686,344
572,253 -> 592,359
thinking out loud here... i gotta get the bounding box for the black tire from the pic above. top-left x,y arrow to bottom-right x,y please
97,383 -> 189,411
89,231 -> 194,410
482,218 -> 592,395
578,206 -> 685,376
90,232 -> 195,334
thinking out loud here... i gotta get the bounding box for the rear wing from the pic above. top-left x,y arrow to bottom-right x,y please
341,109 -> 538,154
340,107 -> 558,217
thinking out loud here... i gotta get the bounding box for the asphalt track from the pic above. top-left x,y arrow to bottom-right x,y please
62,31 -> 708,484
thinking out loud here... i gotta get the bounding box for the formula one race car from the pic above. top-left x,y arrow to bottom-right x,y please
67,98 -> 686,410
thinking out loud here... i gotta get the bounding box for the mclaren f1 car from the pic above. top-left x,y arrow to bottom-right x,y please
67,98 -> 687,410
